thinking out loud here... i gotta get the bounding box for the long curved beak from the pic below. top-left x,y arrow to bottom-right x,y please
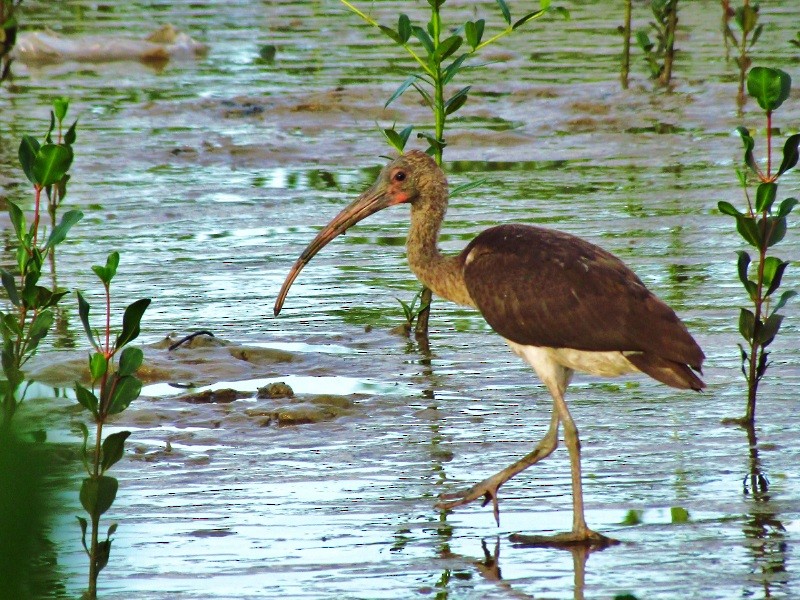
273,178 -> 403,316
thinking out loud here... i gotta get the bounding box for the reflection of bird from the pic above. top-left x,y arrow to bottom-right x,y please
274,150 -> 705,546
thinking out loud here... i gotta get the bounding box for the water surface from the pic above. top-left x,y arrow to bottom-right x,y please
1,1 -> 800,598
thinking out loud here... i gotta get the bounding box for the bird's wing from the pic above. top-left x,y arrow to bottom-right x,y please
461,224 -> 703,368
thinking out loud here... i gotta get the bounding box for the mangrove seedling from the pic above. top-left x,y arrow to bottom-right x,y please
75,252 -> 150,599
1,101 -> 82,430
722,1 -> 763,107
718,66 -> 798,427
619,0 -> 633,89
0,0 -> 20,84
393,289 -> 430,336
635,0 -> 679,86
339,0 -> 564,336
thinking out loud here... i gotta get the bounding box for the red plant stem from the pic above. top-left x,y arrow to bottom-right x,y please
766,110 -> 772,179
104,282 -> 112,357
32,185 -> 42,247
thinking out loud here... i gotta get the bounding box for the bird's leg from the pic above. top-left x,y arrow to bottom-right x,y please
436,408 -> 560,525
518,389 -> 618,548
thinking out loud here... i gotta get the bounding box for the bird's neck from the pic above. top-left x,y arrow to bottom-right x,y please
406,199 -> 475,308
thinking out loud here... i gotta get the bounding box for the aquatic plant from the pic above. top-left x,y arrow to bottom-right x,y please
722,1 -> 763,106
338,0 -> 565,336
75,252 -> 149,599
394,288 -> 429,335
619,0 -> 633,89
718,66 -> 798,427
635,0 -> 679,86
0,0 -> 19,83
0,100 -> 81,430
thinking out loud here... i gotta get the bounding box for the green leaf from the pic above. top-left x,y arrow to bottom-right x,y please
101,430 -> 131,473
496,0 -> 511,25
739,308 -> 755,341
118,346 -> 144,377
6,201 -> 25,241
89,352 -> 108,381
435,35 -> 462,63
107,374 -> 142,415
77,291 -> 100,351
44,209 -> 83,250
776,197 -> 798,219
776,134 -> 800,177
763,257 -> 788,297
1,270 -> 20,307
442,53 -> 469,86
756,313 -> 783,346
719,204 -> 762,247
18,135 -> 40,185
77,421 -> 91,473
115,298 -> 151,350
761,216 -> 786,247
411,25 -> 434,55
417,131 -> 446,155
64,119 -> 78,146
382,125 -> 413,153
735,4 -> 758,35
76,516 -> 89,554
755,182 -> 777,213
635,30 -> 653,52
45,111 -> 55,145
80,475 -> 118,517
450,178 -> 488,199
747,67 -> 791,112
96,251 -> 120,285
53,97 -> 69,122
513,9 -> 546,30
749,22 -> 764,48
735,251 -> 757,300
24,309 -> 53,355
385,75 -> 418,109
38,288 -> 68,310
411,81 -> 434,109
32,144 -> 74,187
772,290 -> 797,315
75,383 -> 99,417
464,19 -> 485,49
378,24 -> 402,45
96,539 -> 112,574
735,126 -> 759,175
444,86 -> 470,116
398,14 -> 411,44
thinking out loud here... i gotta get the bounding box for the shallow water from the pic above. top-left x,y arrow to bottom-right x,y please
2,0 -> 800,598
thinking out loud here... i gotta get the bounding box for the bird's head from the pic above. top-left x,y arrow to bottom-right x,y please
273,150 -> 446,316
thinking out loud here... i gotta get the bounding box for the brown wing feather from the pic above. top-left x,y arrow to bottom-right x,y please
461,224 -> 704,371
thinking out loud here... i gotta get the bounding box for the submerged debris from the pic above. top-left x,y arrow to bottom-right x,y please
177,388 -> 245,404
257,381 -> 294,399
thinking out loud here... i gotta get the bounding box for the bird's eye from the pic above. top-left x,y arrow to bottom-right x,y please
394,171 -> 406,182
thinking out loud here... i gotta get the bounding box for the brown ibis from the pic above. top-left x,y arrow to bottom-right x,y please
274,150 -> 705,546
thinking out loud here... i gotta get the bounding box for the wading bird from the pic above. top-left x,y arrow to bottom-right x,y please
274,150 -> 704,546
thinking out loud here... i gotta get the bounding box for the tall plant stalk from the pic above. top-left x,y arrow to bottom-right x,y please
620,0 -> 632,89
718,67 -> 798,426
339,0 -> 562,336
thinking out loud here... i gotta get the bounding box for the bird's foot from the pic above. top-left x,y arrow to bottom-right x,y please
509,528 -> 619,549
435,473 -> 507,525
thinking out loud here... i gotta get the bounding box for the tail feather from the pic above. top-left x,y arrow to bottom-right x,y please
625,352 -> 705,391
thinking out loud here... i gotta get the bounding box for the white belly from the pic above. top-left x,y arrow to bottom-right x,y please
506,340 -> 640,379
